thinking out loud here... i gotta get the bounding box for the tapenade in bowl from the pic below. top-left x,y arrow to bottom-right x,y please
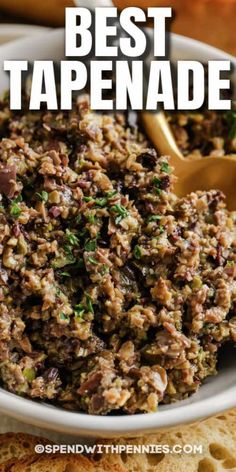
0,29 -> 236,437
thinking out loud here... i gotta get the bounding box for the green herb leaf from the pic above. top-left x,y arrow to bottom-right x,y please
10,195 -> 22,218
56,286 -> 63,296
60,271 -> 70,277
84,239 -> 97,251
13,194 -> 23,204
86,294 -> 94,314
94,197 -> 107,207
65,229 -> 79,246
75,214 -> 82,224
10,204 -> 21,217
10,205 -> 21,218
83,196 -> 93,202
59,312 -> 69,321
36,190 -> 48,203
147,215 -> 162,223
74,304 -> 85,319
106,190 -> 118,198
87,213 -> 97,224
63,245 -> 76,264
134,245 -> 142,259
88,256 -> 99,265
100,264 -> 109,275
83,195 -> 110,208
152,177 -> 162,195
161,162 -> 170,174
111,204 -> 129,224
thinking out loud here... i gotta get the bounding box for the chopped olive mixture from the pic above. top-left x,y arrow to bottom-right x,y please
0,95 -> 236,415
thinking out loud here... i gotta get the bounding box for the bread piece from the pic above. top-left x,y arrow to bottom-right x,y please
0,433 -> 125,472
1,409 -> 236,471
97,408 -> 236,471
0,433 -> 52,465
0,454 -> 126,472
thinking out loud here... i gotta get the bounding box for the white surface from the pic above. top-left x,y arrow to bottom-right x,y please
0,28 -> 235,437
0,414 -> 65,443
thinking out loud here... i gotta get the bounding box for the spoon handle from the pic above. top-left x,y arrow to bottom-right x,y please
74,0 -> 114,7
142,111 -> 185,169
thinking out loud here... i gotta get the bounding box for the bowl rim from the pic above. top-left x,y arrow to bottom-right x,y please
0,28 -> 235,436
0,384 -> 236,437
0,24 -> 50,35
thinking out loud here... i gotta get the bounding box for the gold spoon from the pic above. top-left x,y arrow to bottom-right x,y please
142,111 -> 236,210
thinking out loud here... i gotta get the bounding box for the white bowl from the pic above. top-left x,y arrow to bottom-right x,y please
0,29 -> 235,437
0,24 -> 50,45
